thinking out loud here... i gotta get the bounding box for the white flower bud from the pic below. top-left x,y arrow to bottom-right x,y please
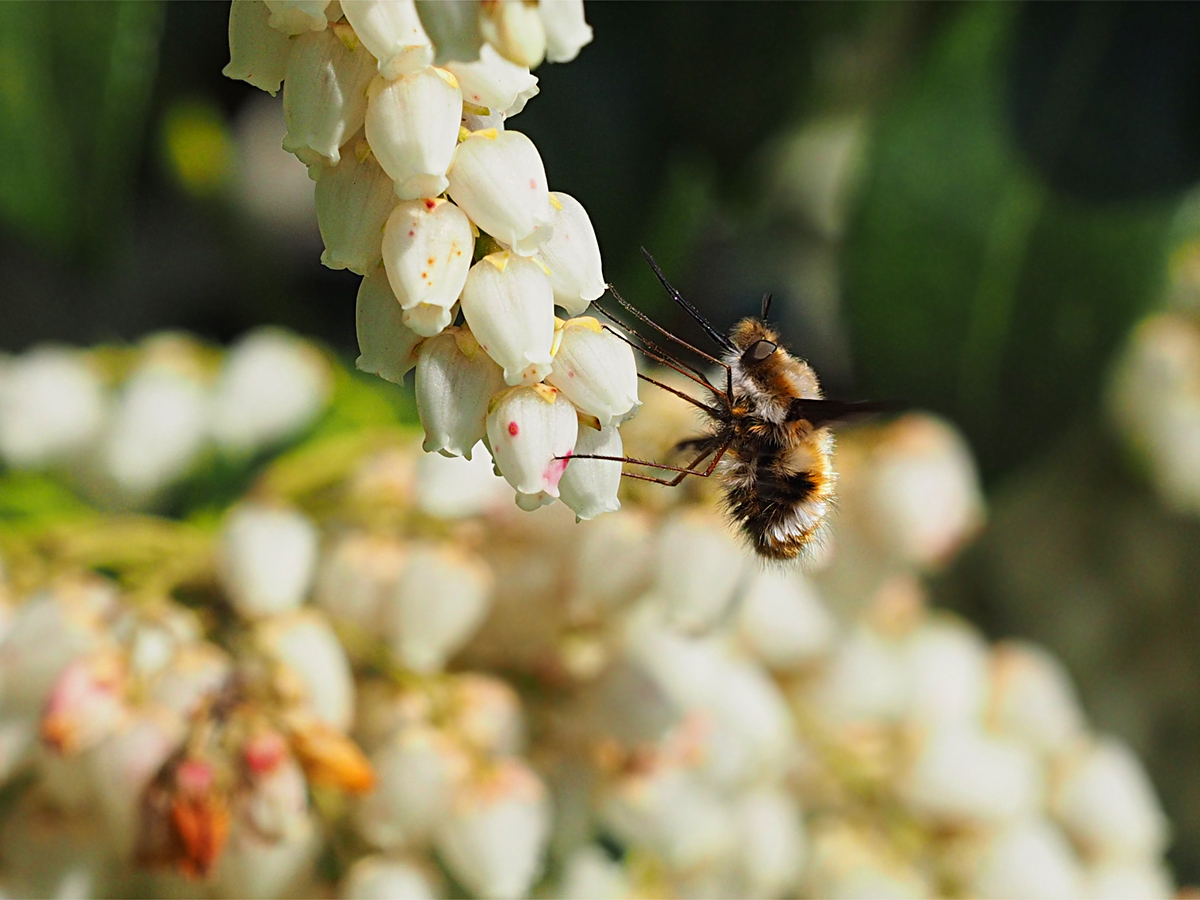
988,640 -> 1087,756
546,317 -> 639,426
901,616 -> 989,726
1084,860 -> 1174,900
446,44 -> 538,116
95,364 -> 210,506
257,610 -> 356,731
416,328 -> 506,459
900,725 -> 1044,826
357,726 -> 469,849
733,788 -> 807,898
340,856 -> 440,900
0,347 -> 105,469
218,503 -> 319,620
479,0 -> 545,69
314,532 -> 407,636
536,192 -> 604,315
341,0 -> 433,80
315,137 -> 397,274
803,624 -> 910,726
969,818 -> 1085,900
447,130 -> 553,256
356,265 -> 425,384
568,510 -> 655,619
224,0 -> 293,95
214,814 -> 321,900
434,759 -> 551,900
414,450 -> 511,518
445,674 -> 525,757
486,384 -> 577,500
282,24 -> 377,167
414,0 -> 484,65
383,544 -> 492,673
1052,738 -> 1169,860
559,423 -> 622,521
461,252 -> 555,385
264,0 -> 331,34
736,567 -> 835,670
539,0 -> 593,63
382,197 -> 474,335
653,509 -> 748,632
365,68 -> 462,200
559,846 -> 630,900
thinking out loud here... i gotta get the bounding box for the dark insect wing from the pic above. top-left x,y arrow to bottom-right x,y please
787,398 -> 895,428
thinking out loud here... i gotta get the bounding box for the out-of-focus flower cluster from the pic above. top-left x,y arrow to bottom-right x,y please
225,0 -> 635,519
0,328 -> 1176,899
0,329 -> 332,510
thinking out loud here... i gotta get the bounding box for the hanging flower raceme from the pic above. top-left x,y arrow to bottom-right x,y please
224,0 -> 626,517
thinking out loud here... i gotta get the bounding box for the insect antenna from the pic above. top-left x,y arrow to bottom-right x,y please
640,248 -> 737,353
592,301 -> 717,393
602,286 -> 731,375
761,292 -> 773,321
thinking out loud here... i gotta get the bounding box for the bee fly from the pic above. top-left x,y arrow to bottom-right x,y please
565,248 -> 886,561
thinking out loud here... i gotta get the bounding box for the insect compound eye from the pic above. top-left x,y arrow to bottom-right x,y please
744,339 -> 778,363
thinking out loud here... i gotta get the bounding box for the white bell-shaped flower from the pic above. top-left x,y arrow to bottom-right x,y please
460,252 -> 555,385
536,192 -> 604,315
435,759 -> 551,900
416,328 -> 506,459
486,384 -> 578,500
988,640 -> 1087,756
414,0 -> 484,65
652,509 -> 748,632
383,544 -> 493,673
218,503 -> 320,620
256,610 -> 355,730
901,616 -> 990,726
968,818 -> 1085,900
447,129 -> 553,256
0,347 -> 105,469
211,329 -> 332,453
315,137 -> 397,274
224,0 -> 293,95
736,566 -> 835,670
282,24 -> 377,167
479,0 -> 545,69
539,0 -> 593,63
381,197 -> 474,336
446,43 -> 538,116
1084,860 -> 1174,900
314,532 -> 407,635
339,856 -> 440,900
341,0 -> 433,80
355,265 -> 425,385
559,423 -> 622,521
365,68 -> 462,200
414,450 -> 510,519
732,788 -> 807,898
803,624 -> 910,726
264,0 -> 330,34
546,316 -> 639,426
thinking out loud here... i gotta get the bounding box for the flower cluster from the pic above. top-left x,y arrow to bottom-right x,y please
0,329 -> 331,509
0,330 -> 1177,898
225,0 -> 635,519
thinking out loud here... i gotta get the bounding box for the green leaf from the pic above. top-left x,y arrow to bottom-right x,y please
843,4 -> 1174,479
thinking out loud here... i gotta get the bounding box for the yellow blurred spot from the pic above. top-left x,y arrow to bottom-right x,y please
162,100 -> 232,197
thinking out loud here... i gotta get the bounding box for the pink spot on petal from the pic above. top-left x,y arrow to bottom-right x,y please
544,451 -> 571,490
529,179 -> 537,189
424,199 -> 436,210
408,230 -> 415,237
567,370 -> 575,378
508,421 -> 519,436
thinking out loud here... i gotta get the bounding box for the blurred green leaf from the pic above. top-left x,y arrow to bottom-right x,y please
844,4 -> 1174,479
0,0 -> 164,260
0,470 -> 94,530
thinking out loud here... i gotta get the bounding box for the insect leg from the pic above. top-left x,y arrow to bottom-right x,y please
603,285 -> 733,374
639,248 -> 737,353
597,319 -> 716,393
636,372 -> 723,417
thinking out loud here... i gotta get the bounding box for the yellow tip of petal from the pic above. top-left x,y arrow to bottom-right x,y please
549,194 -> 564,211
532,382 -> 559,404
482,250 -> 510,272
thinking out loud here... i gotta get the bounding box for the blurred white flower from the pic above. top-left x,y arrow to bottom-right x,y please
210,329 -> 332,453
804,821 -> 931,899
536,192 -> 605,315
736,567 -> 835,670
900,616 -> 989,726
264,0 -> 331,35
546,316 -> 640,427
213,812 -> 321,900
365,68 -> 463,200
802,623 -> 910,726
434,759 -> 551,900
460,252 -> 556,385
651,509 -> 748,632
40,654 -> 129,755
1051,737 -> 1170,861
314,532 -> 406,636
231,95 -> 320,244
315,136 -> 398,274
566,510 -> 655,620
339,855 -> 441,900
257,611 -> 356,731
558,845 -> 630,900
485,384 -> 577,503
447,130 -> 553,256
732,788 -> 807,898
283,24 -> 377,167
355,265 -> 425,385
145,641 -> 232,719
1083,859 -> 1174,900
444,674 -> 525,757
478,0 -> 545,69
341,0 -> 433,80
988,640 -> 1087,756
414,0 -> 484,66
539,0 -> 593,64
0,347 -> 105,470
382,198 -> 475,336
446,44 -> 538,116
224,0 -> 293,95
558,423 -> 622,521
382,544 -> 493,673
218,504 -> 320,620
413,450 -> 510,519
968,817 -> 1085,900
416,329 -> 506,459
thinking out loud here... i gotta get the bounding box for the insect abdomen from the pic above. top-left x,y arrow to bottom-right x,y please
722,453 -> 834,561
